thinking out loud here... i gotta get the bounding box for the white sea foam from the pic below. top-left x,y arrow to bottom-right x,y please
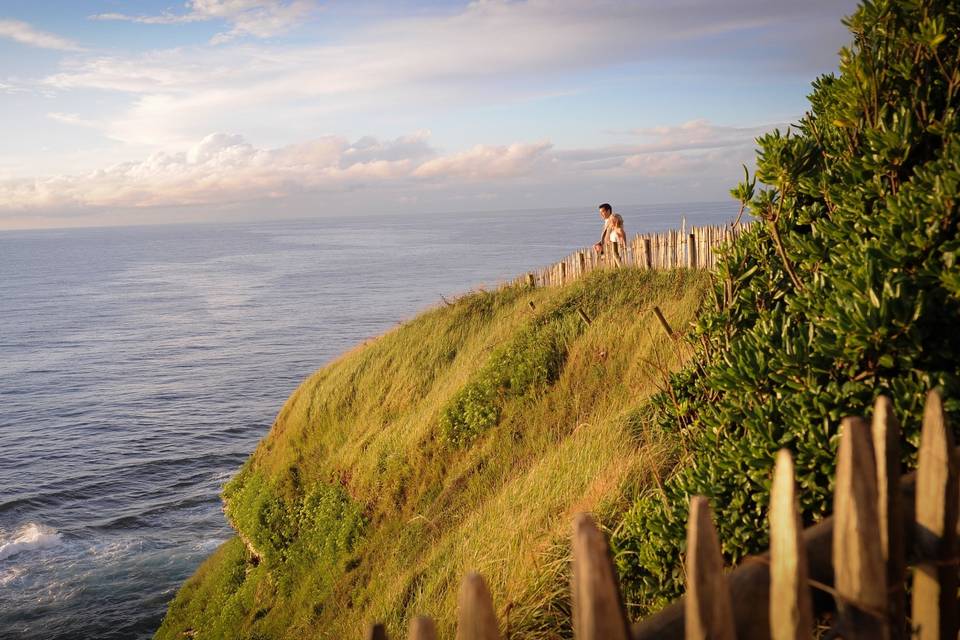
0,523 -> 62,561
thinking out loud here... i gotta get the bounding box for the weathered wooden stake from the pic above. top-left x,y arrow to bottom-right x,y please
409,615 -> 438,640
911,390 -> 959,640
652,306 -> 674,339
769,449 -> 813,640
685,496 -> 736,640
871,396 -> 907,639
367,623 -> 389,640
456,572 -> 502,640
833,417 -> 888,640
570,514 -> 631,640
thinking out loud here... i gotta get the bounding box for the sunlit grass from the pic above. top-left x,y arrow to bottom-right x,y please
156,268 -> 708,640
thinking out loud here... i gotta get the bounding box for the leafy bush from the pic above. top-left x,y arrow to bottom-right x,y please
440,382 -> 501,446
223,466 -> 295,565
613,0 -> 960,614
290,483 -> 366,570
439,311 -> 580,445
223,466 -> 365,576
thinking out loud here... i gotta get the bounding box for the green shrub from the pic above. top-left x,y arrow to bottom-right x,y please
613,0 -> 960,615
288,483 -> 366,575
440,382 -> 501,446
223,466 -> 365,577
439,311 -> 580,445
223,467 -> 295,566
158,538 -> 261,640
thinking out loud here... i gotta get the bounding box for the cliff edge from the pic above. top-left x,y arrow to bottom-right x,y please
155,268 -> 709,639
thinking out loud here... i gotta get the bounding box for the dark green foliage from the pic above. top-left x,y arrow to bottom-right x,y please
439,301 -> 583,446
222,464 -> 294,565
223,466 -> 365,574
613,0 -> 960,615
158,538 -> 263,640
287,482 -> 366,580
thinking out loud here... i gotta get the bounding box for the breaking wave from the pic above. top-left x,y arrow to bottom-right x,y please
0,523 -> 62,562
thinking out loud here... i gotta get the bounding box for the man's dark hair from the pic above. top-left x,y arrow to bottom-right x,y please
599,203 -> 612,214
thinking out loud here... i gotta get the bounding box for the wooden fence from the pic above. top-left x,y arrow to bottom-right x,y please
513,223 -> 749,288
362,390 -> 958,640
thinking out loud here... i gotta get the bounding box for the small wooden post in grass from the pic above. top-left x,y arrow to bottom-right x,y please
578,251 -> 586,279
560,261 -> 567,285
685,496 -> 736,640
911,390 -> 959,640
769,449 -> 813,640
687,233 -> 697,269
871,396 -> 907,639
652,306 -> 674,340
644,238 -> 652,270
456,572 -> 502,640
367,623 -> 389,640
833,417 -> 888,640
570,514 -> 631,640
409,615 -> 438,640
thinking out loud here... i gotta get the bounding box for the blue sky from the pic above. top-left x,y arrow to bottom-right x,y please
0,0 -> 858,229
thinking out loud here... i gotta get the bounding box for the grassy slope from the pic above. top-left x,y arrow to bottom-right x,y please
156,268 -> 709,640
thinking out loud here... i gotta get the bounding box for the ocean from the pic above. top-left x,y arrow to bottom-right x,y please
0,203 -> 733,639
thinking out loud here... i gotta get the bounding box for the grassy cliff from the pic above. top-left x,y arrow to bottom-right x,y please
156,268 -> 710,640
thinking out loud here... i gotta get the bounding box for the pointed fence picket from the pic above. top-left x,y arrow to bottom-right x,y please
359,391 -> 958,640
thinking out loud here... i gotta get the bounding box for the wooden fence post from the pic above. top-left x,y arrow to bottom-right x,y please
833,417 -> 888,640
652,307 -> 674,340
570,513 -> 631,640
644,238 -> 652,270
769,449 -> 813,640
456,572 -> 502,640
687,233 -> 697,269
871,396 -> 907,639
685,496 -> 736,640
911,390 -> 959,640
578,251 -> 586,279
409,615 -> 438,640
560,261 -> 567,285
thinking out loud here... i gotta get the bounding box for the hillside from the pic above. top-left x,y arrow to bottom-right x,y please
156,268 -> 710,639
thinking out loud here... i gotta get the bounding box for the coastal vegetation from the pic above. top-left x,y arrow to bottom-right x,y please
158,0 -> 960,637
156,268 -> 710,639
611,0 -> 960,614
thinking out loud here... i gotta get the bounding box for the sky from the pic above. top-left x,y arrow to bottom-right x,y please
0,0 -> 859,230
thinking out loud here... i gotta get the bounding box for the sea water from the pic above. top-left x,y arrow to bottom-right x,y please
0,203 -> 732,639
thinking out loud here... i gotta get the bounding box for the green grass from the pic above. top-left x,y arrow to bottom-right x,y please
155,268 -> 709,640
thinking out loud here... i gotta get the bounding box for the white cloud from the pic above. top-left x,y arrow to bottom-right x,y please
90,0 -> 316,43
47,112 -> 100,128
0,19 -> 81,51
0,81 -> 27,94
0,132 -> 428,211
47,0 -> 843,148
557,119 -> 782,173
414,143 -> 553,180
0,120 -> 768,216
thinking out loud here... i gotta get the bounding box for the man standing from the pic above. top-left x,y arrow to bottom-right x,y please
593,203 -> 613,254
